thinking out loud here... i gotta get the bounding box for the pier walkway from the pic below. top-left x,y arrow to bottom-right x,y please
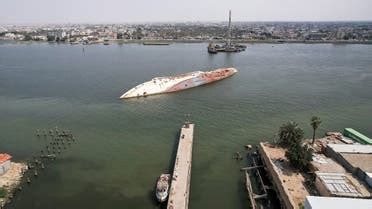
167,123 -> 194,209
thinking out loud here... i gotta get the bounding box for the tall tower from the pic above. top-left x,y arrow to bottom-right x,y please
226,10 -> 232,47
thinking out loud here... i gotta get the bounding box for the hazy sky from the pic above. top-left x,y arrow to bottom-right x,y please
1,0 -> 372,24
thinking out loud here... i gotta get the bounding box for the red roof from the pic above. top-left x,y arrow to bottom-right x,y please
0,153 -> 12,164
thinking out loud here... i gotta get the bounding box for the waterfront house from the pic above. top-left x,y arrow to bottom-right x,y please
325,144 -> 372,188
304,196 -> 372,209
0,154 -> 12,175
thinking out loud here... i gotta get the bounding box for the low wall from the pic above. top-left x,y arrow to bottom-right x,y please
315,176 -> 331,196
325,145 -> 372,188
258,143 -> 296,209
324,146 -> 354,172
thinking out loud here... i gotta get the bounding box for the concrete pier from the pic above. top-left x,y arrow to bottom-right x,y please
167,123 -> 194,209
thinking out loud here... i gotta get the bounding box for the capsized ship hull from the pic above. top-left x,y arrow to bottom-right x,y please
119,67 -> 237,99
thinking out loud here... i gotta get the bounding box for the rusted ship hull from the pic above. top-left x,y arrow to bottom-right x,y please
120,67 -> 237,99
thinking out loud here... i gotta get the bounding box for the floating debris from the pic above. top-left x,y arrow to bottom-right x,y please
27,163 -> 34,169
25,127 -> 78,189
234,151 -> 243,160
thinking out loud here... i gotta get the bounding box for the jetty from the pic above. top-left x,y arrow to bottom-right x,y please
241,148 -> 271,209
167,123 -> 194,209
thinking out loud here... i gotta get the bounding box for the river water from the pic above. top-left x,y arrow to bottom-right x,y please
0,42 -> 371,209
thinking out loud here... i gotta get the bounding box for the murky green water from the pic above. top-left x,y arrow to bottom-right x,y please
0,42 -> 371,209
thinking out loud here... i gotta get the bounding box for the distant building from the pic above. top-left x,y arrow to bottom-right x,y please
310,153 -> 346,173
304,196 -> 372,209
2,33 -> 24,40
32,35 -> 47,41
0,153 -> 12,175
305,32 -> 328,40
0,27 -> 8,33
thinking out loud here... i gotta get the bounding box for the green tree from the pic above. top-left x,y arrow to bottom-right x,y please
310,116 -> 322,144
24,34 -> 32,41
0,187 -> 6,198
278,121 -> 304,147
285,142 -> 313,171
47,35 -> 56,42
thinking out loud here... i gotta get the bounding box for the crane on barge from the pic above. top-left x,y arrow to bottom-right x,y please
208,10 -> 246,53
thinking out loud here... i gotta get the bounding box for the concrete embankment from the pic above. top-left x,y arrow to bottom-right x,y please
258,142 -> 309,209
167,123 -> 194,209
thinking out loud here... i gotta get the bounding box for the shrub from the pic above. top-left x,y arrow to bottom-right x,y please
0,187 -> 6,198
285,142 -> 313,171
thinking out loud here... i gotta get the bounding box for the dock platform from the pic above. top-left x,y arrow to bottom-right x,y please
167,123 -> 194,209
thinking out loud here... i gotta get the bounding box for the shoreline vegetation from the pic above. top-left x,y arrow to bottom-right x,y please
117,39 -> 372,44
1,39 -> 372,45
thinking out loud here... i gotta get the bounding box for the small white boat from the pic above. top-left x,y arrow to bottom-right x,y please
155,174 -> 171,202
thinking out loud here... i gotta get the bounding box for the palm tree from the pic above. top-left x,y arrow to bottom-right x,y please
310,116 -> 322,144
278,121 -> 304,147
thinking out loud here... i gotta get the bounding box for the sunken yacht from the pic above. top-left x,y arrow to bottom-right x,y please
119,67 -> 237,99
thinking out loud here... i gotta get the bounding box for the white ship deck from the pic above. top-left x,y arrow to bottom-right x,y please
120,71 -> 202,99
119,68 -> 237,99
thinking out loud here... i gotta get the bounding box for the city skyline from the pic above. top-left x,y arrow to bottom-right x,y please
1,0 -> 372,25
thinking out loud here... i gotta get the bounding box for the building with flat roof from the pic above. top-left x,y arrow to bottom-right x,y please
0,154 -> 11,175
315,172 -> 370,198
325,144 -> 372,188
304,196 -> 372,209
310,154 -> 346,173
327,144 -> 372,154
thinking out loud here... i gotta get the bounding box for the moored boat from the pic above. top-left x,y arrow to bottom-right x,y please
155,174 -> 171,202
207,43 -> 218,53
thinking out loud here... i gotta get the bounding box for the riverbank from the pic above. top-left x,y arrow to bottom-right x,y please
0,162 -> 27,208
116,39 -> 372,44
255,131 -> 372,209
2,39 -> 372,45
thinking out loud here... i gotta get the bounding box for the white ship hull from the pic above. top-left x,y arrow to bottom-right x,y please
120,67 -> 237,99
